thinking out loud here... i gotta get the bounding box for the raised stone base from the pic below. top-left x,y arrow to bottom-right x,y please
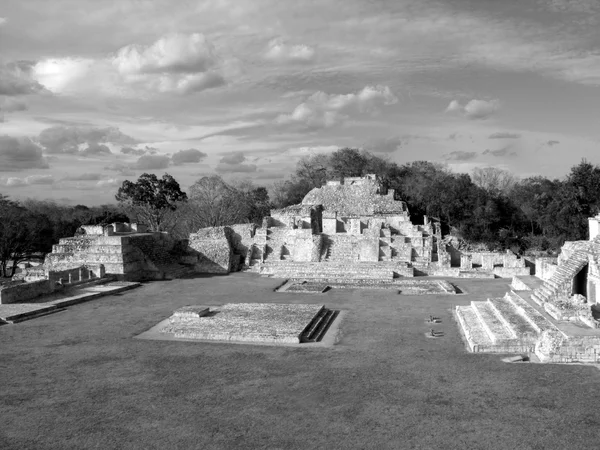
455,290 -> 600,363
161,303 -> 326,344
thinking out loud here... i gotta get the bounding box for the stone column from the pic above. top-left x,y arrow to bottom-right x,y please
482,253 -> 495,271
460,254 -> 472,270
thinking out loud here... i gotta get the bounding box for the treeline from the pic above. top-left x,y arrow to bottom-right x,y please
2,148 -> 600,276
270,148 -> 600,253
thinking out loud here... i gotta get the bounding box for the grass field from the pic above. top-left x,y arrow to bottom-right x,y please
1,273 -> 600,449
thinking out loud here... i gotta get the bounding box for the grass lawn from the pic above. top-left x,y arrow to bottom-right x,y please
1,273 -> 600,450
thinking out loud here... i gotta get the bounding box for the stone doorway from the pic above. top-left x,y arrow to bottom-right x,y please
572,263 -> 588,297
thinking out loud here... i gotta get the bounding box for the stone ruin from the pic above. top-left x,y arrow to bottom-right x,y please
456,213 -> 600,363
1,264 -> 105,304
187,174 -> 530,282
36,176 -> 531,284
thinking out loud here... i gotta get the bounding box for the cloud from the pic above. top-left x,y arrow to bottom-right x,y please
0,97 -> 27,112
0,61 -> 45,96
489,132 -> 521,139
104,163 -> 136,176
482,146 -> 518,157
80,142 -> 112,156
363,136 -> 404,153
38,126 -> 138,154
445,99 -> 500,120
219,152 -> 246,164
171,148 -> 207,165
264,38 -> 316,62
134,154 -> 170,170
5,177 -> 26,187
33,58 -> 95,94
64,173 -> 103,181
96,178 -> 120,188
277,85 -> 398,128
443,151 -> 478,161
120,145 -> 158,156
113,32 -> 226,94
0,135 -> 49,171
546,140 -> 560,146
215,152 -> 257,173
0,17 -> 6,26
25,175 -> 55,185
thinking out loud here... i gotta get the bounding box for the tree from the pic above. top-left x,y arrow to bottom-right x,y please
471,167 -> 518,196
0,203 -> 49,277
115,173 -> 187,232
329,147 -> 368,179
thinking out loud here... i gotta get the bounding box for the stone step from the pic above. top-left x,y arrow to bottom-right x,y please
504,291 -> 560,335
487,297 -> 539,339
471,301 -> 516,343
455,305 -> 493,352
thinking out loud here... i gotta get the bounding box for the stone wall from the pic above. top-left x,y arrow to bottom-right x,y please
188,227 -> 233,273
536,257 -> 559,281
0,279 -> 53,304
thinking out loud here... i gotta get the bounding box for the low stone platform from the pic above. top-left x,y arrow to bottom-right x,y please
0,281 -> 141,324
159,303 -> 333,344
276,279 -> 457,294
455,290 -> 600,363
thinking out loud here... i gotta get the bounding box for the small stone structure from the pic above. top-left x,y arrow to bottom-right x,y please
160,303 -> 337,344
43,222 -> 194,281
1,264 -> 105,304
456,213 -> 600,364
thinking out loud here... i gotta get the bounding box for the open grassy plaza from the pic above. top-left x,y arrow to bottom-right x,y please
2,273 -> 600,449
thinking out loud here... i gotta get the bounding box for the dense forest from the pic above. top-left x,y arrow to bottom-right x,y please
2,148 -> 600,277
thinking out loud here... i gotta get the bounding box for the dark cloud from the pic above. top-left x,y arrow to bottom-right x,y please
547,140 -> 560,146
219,152 -> 246,164
482,146 -> 517,157
0,61 -> 45,96
215,162 -> 258,173
363,136 -> 403,153
489,132 -> 521,139
120,146 -> 146,156
443,151 -> 478,161
64,173 -> 103,181
38,125 -> 138,154
0,135 -> 49,171
171,148 -> 207,165
80,142 -> 112,156
0,97 -> 27,112
134,154 -> 170,170
448,133 -> 459,141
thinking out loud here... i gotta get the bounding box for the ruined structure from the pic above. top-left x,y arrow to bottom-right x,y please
189,175 -> 452,281
456,213 -> 600,363
44,223 -> 194,281
39,176 -> 530,283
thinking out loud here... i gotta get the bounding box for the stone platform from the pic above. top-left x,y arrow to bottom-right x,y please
0,280 -> 141,324
276,279 -> 457,294
455,289 -> 600,363
159,303 -> 336,344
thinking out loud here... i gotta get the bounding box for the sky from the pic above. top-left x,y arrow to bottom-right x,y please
1,0 -> 600,205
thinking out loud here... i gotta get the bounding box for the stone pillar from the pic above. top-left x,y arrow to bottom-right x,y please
68,273 -> 73,284
78,267 -> 83,281
460,254 -> 472,270
349,218 -> 361,235
482,253 -> 495,271
98,264 -> 105,278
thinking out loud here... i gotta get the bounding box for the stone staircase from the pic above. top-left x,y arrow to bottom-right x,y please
531,248 -> 589,306
325,236 -> 356,262
455,290 -> 563,354
300,307 -> 339,343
